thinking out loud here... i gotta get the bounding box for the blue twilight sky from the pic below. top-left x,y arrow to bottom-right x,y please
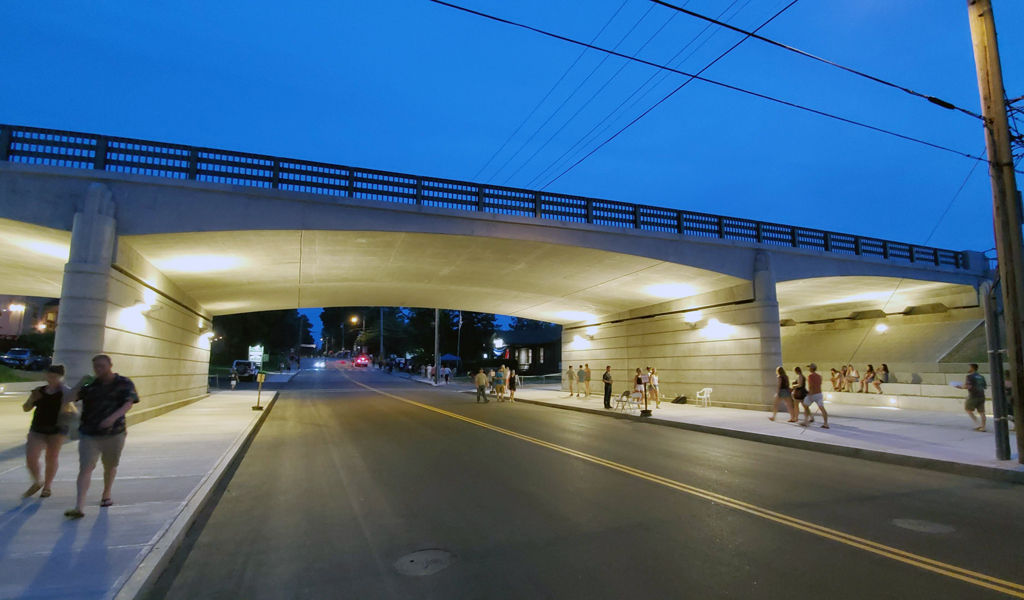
2,1 -> 1021,340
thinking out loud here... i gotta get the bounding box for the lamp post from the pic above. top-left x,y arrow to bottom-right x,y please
351,315 -> 364,354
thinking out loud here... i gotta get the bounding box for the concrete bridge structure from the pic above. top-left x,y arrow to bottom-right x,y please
0,125 -> 992,413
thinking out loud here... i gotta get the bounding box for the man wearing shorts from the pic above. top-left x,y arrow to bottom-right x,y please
801,363 -> 829,429
65,355 -> 139,519
960,363 -> 987,432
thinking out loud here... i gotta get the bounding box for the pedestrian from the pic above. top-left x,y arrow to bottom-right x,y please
487,369 -> 496,394
443,366 -> 451,385
649,367 -> 661,408
602,366 -> 614,409
769,366 -> 796,422
493,368 -> 506,401
634,368 -> 645,406
508,369 -> 518,402
65,355 -> 139,519
801,363 -> 829,428
474,368 -> 490,403
576,365 -> 586,398
872,364 -> 889,393
584,364 -> 592,397
230,372 -> 238,391
791,366 -> 807,418
565,365 -> 577,396
22,365 -> 73,499
959,363 -> 988,432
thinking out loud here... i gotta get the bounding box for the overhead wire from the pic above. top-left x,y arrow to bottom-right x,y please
649,0 -> 984,121
470,0 -> 630,182
526,0 -> 756,189
486,3 -> 659,184
498,6 -> 682,186
543,0 -> 802,188
427,0 -> 1015,183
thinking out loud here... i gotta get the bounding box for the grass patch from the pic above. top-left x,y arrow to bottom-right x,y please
0,365 -> 41,383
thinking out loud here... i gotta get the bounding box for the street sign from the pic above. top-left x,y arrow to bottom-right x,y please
248,345 -> 264,367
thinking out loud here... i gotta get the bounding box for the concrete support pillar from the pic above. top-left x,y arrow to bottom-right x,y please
53,183 -> 116,384
753,251 -> 783,408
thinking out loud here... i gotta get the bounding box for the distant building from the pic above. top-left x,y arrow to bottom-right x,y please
491,328 -> 561,374
0,296 -> 59,338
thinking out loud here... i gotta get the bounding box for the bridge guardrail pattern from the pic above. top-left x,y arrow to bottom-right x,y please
0,123 -> 968,269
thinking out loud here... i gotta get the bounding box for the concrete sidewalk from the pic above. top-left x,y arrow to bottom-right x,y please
511,386 -> 1023,483
0,391 -> 275,600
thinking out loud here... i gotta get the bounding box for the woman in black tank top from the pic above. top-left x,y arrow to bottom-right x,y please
22,364 -> 71,498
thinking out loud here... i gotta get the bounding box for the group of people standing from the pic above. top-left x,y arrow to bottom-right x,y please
474,365 -> 518,403
571,365 -> 661,410
21,354 -> 140,519
771,364 -> 829,428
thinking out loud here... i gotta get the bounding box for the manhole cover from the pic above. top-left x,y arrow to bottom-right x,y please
394,549 -> 454,576
890,519 -> 956,534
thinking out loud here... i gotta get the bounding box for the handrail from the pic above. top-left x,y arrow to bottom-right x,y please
0,123 -> 969,269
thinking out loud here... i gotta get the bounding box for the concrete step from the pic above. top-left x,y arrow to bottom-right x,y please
824,391 -> 970,413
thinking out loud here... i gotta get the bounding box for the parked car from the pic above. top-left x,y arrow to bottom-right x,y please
231,360 -> 259,382
0,348 -> 52,370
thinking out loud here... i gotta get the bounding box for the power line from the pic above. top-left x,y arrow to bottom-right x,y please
470,0 -> 629,182
649,0 -> 984,121
487,3 -> 658,184
498,7 -> 680,186
427,0 -> 1013,179
543,0 -> 797,189
526,0 -> 755,189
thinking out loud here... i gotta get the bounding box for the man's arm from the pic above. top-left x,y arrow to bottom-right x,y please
98,400 -> 134,430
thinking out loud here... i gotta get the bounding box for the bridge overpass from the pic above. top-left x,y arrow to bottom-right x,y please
0,125 -> 991,412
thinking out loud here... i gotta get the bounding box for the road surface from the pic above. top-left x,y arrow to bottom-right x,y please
148,367 -> 1024,599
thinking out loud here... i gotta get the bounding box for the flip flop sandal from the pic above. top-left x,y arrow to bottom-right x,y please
40,489 -> 52,498
64,509 -> 85,519
22,483 -> 43,498
100,498 -> 113,508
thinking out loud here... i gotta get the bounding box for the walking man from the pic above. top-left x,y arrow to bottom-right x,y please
65,355 -> 139,519
584,364 -> 592,397
565,365 -> 577,396
959,363 -> 987,431
801,363 -> 829,428
576,365 -> 586,398
475,368 -> 490,403
602,366 -> 614,409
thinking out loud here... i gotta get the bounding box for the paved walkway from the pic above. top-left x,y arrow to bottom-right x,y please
0,391 -> 270,600
510,386 -> 1022,478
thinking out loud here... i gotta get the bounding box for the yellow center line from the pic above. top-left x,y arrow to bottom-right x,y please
341,373 -> 1024,598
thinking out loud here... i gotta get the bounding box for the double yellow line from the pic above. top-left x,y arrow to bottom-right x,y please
346,376 -> 1024,598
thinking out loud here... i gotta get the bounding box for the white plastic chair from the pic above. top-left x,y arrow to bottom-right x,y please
696,388 -> 712,407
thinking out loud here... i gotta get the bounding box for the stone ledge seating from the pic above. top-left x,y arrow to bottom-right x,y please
782,363 -> 994,414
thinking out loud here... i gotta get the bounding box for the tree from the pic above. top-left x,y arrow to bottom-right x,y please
510,316 -> 558,331
210,309 -> 310,365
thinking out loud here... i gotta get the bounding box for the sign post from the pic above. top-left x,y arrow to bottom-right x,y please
248,345 -> 265,369
253,372 -> 266,411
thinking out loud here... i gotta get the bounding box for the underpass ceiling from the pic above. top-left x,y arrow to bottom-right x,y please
0,219 -> 980,325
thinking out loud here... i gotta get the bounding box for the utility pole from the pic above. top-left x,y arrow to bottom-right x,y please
968,0 -> 1024,462
434,308 -> 441,385
380,306 -> 385,359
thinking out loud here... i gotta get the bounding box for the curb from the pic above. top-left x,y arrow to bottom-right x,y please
514,397 -> 1024,485
112,391 -> 280,600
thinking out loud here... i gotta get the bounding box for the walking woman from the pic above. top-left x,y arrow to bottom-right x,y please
22,365 -> 73,498
649,367 -> 661,408
508,369 -> 518,402
769,366 -> 797,422
792,366 -> 808,420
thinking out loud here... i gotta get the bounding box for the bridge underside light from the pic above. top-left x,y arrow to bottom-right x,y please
153,255 -> 243,273
569,335 -> 591,350
16,239 -> 70,261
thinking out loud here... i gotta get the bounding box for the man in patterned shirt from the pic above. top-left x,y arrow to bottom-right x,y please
65,354 -> 139,519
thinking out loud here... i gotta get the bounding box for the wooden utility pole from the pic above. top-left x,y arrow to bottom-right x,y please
434,308 -> 441,385
967,0 -> 1024,461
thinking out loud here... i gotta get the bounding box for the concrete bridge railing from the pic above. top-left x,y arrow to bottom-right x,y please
0,123 -> 971,270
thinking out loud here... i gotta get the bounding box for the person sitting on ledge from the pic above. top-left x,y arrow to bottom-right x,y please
872,364 -> 890,393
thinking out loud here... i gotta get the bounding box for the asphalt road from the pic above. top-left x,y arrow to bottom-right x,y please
149,367 -> 1024,599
